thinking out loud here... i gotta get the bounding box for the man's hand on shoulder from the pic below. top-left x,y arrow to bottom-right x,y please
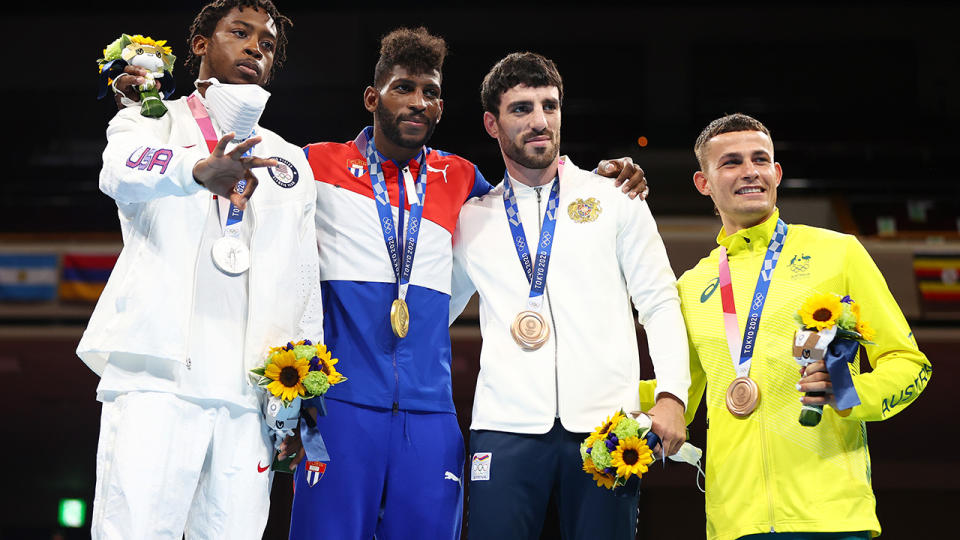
193,133 -> 275,210
648,392 -> 686,458
596,157 -> 649,200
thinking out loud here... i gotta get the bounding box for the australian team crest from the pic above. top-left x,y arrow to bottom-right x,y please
268,157 -> 299,188
305,460 -> 327,487
348,158 -> 367,178
567,198 -> 602,223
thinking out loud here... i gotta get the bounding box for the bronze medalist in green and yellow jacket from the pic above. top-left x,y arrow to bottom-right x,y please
674,209 -> 931,540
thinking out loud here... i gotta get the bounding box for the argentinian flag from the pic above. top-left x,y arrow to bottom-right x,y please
0,254 -> 58,301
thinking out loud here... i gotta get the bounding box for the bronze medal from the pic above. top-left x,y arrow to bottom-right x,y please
390,298 -> 409,338
510,310 -> 549,351
725,376 -> 760,417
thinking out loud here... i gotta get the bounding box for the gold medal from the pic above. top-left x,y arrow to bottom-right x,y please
510,310 -> 549,351
390,298 -> 409,338
725,376 -> 760,417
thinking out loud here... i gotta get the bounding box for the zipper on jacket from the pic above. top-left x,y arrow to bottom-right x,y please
392,163 -> 407,416
392,349 -> 400,415
184,197 -> 214,369
757,408 -> 777,532
241,200 -> 255,376
534,186 -> 561,418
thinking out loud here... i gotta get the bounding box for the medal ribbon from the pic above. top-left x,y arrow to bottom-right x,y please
364,135 -> 428,302
502,159 -> 564,311
187,93 -> 254,237
717,219 -> 788,378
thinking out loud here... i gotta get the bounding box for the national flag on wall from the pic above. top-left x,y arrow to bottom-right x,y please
913,254 -> 960,312
59,253 -> 119,302
0,254 -> 58,301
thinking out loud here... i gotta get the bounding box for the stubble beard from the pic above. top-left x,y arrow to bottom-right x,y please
501,130 -> 559,170
376,102 -> 436,149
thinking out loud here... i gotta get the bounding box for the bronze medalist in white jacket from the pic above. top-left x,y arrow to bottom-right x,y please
450,157 -> 690,434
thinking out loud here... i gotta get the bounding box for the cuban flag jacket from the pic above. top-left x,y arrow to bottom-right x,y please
305,127 -> 491,413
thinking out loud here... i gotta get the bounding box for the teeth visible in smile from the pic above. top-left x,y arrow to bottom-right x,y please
737,187 -> 763,194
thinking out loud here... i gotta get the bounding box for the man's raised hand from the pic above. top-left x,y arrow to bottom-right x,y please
192,133 -> 275,210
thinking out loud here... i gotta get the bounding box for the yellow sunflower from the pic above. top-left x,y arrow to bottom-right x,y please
592,469 -> 615,489
611,436 -> 653,480
856,318 -> 876,341
313,344 -> 345,385
593,410 -> 626,440
129,34 -> 173,55
582,456 -> 598,475
798,293 -> 843,331
264,350 -> 310,402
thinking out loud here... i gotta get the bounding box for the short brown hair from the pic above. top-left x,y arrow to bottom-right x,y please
694,113 -> 772,168
373,27 -> 448,87
480,52 -> 563,117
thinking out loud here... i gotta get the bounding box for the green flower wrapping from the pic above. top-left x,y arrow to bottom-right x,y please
302,371 -> 330,396
612,416 -> 641,441
591,438 -> 613,470
292,344 -> 318,361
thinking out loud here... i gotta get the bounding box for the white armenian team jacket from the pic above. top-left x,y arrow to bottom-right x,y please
78,93 -> 323,377
450,157 -> 690,434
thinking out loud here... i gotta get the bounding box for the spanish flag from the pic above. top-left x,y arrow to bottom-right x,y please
914,254 -> 960,311
59,253 -> 118,302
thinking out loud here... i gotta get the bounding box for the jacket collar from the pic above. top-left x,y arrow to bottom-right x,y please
354,126 -> 427,171
716,208 -> 781,256
503,155 -> 571,195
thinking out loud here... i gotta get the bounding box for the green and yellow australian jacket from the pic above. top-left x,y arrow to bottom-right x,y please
668,209 -> 931,540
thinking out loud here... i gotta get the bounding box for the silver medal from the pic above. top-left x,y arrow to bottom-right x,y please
211,236 -> 250,275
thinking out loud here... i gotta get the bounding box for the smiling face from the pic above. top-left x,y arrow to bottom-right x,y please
365,65 -> 443,161
483,84 -> 561,173
193,6 -> 277,86
693,130 -> 782,234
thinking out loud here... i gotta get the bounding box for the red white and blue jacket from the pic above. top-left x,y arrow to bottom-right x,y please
305,127 -> 491,413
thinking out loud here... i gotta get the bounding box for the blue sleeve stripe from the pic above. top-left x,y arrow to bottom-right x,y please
466,165 -> 493,201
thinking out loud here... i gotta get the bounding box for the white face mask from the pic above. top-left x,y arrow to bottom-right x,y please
196,77 -> 271,141
631,411 -> 706,492
669,442 -> 706,493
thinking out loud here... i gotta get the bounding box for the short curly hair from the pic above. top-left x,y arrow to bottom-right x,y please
373,27 -> 448,87
185,0 -> 292,83
480,52 -> 563,118
694,113 -> 772,168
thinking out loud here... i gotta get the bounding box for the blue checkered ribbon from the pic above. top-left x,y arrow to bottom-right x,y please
736,219 -> 788,368
364,135 -> 427,301
502,171 -> 561,311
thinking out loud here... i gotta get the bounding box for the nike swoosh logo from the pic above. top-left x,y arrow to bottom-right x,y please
257,461 -> 269,473
182,144 -> 196,149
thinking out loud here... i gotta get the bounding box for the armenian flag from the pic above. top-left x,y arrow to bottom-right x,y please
59,253 -> 118,302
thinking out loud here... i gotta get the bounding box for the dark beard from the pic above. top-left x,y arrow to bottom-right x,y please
501,130 -> 559,169
375,102 -> 436,149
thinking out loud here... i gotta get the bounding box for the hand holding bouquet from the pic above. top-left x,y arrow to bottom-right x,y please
250,339 -> 345,471
580,411 -> 656,490
794,294 -> 874,426
97,34 -> 176,117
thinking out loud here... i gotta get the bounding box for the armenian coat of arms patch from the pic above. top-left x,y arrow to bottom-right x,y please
567,198 -> 602,223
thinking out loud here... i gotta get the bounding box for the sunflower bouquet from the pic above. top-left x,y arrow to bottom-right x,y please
97,34 -> 176,117
793,294 -> 874,426
250,339 -> 345,471
580,410 -> 656,490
